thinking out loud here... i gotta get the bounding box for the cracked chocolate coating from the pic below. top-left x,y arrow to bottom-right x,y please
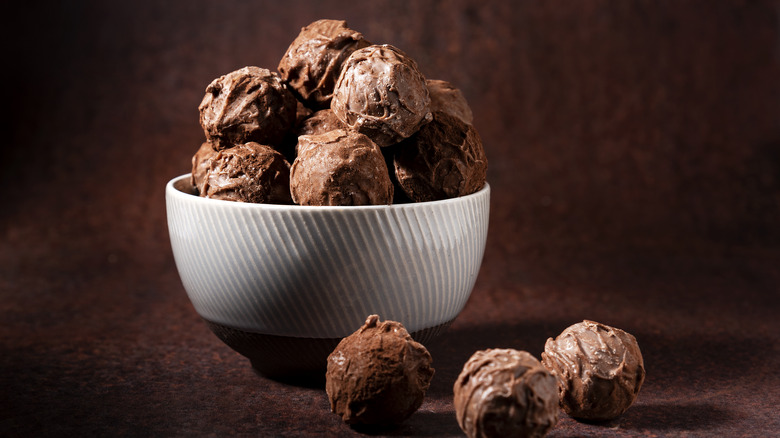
278,19 -> 371,109
331,44 -> 432,147
290,129 -> 393,206
453,349 -> 559,438
197,141 -> 293,204
198,66 -> 297,150
541,320 -> 645,421
393,111 -> 487,202
426,79 -> 474,125
325,315 -> 434,426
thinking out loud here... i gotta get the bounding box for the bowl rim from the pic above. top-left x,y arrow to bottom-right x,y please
166,173 -> 490,211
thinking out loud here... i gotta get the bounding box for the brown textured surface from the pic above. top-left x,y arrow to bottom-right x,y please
2,1 -> 779,437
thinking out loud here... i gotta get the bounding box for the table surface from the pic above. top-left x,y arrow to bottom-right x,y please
3,1 -> 779,437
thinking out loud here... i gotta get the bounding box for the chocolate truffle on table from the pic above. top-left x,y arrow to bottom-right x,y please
426,79 -> 474,125
393,111 -> 487,202
326,315 -> 435,426
541,320 -> 645,421
453,349 -> 558,438
198,66 -> 297,150
331,44 -> 433,147
198,141 -> 293,204
278,19 -> 371,109
290,129 -> 393,206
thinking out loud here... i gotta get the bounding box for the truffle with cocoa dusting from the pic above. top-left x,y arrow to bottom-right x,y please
426,79 -> 474,125
198,142 -> 293,204
199,66 -> 298,150
541,320 -> 645,421
331,44 -> 432,147
326,315 -> 435,426
278,19 -> 371,109
393,111 -> 487,202
453,349 -> 559,438
290,129 -> 393,205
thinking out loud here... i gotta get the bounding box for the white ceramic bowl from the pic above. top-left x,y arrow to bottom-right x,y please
166,174 -> 490,379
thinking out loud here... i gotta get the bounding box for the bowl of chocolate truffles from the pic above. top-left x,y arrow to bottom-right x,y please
166,19 -> 489,379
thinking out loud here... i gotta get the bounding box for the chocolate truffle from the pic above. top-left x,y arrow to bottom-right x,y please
331,44 -> 433,147
453,349 -> 559,438
290,129 -> 393,206
393,111 -> 487,202
541,320 -> 645,421
199,66 -> 297,150
191,141 -> 218,194
326,315 -> 435,426
426,79 -> 474,125
278,19 -> 371,109
296,108 -> 346,137
199,142 -> 293,204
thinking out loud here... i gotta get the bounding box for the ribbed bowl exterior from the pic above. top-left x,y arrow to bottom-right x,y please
166,174 -> 490,340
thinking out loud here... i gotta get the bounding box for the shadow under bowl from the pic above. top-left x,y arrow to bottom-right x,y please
165,174 -> 490,380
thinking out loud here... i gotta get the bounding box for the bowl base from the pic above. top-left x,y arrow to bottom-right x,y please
203,318 -> 453,383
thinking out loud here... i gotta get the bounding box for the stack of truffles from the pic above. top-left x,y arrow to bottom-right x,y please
191,19 -> 488,206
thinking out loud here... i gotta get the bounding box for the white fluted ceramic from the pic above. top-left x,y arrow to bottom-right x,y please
166,174 -> 489,374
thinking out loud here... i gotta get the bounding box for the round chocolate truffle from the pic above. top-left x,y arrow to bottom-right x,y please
426,79 -> 474,125
198,66 -> 297,150
453,349 -> 559,438
278,19 -> 371,109
331,44 -> 433,147
541,320 -> 645,421
393,111 -> 487,202
199,142 -> 293,204
290,129 -> 393,206
326,315 -> 435,426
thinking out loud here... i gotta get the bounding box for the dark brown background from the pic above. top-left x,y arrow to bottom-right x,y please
2,1 -> 779,436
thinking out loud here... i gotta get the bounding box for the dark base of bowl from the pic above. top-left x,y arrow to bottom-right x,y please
202,318 -> 453,384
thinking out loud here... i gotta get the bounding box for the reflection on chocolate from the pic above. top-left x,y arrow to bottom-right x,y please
198,142 -> 293,204
394,111 -> 487,202
199,66 -> 297,150
278,19 -> 371,109
290,129 -> 393,206
331,44 -> 432,147
296,108 -> 346,137
541,320 -> 645,421
325,315 -> 434,426
426,79 -> 474,125
454,349 -> 558,438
